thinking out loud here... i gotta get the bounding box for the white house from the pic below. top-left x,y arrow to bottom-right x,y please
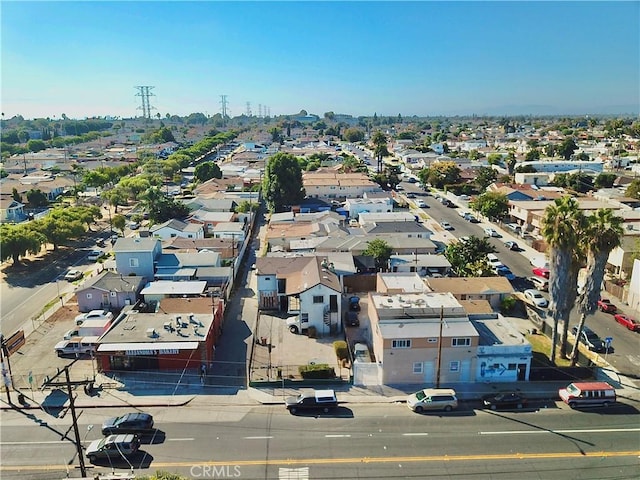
150,219 -> 205,240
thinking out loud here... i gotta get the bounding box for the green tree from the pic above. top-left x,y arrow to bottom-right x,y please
112,214 -> 126,235
235,200 -> 259,213
487,153 -> 503,165
262,152 -> 305,212
418,162 -> 461,189
444,236 -> 496,277
0,223 -> 46,265
102,187 -> 128,213
469,191 -> 508,220
541,196 -> 585,363
545,143 -> 557,157
343,128 -> 365,143
558,137 -> 578,160
570,209 -> 623,365
525,148 -> 541,161
194,161 -> 222,182
11,188 -> 22,203
625,179 -> 640,199
475,166 -> 498,191
34,212 -> 86,251
371,131 -> 390,173
26,139 -> 47,152
26,189 -> 48,207
594,173 -> 617,189
140,186 -> 190,223
505,151 -> 517,174
363,238 -> 392,272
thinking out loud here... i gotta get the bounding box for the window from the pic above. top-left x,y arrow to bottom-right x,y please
427,337 -> 438,343
313,295 -> 324,304
413,362 -> 423,374
449,361 -> 460,372
392,339 -> 411,349
508,363 -> 516,370
86,293 -> 92,299
110,292 -> 117,297
452,338 -> 471,347
129,258 -> 139,268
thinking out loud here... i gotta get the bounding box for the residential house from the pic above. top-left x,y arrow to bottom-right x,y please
344,197 -> 393,219
155,251 -> 220,281
255,256 -> 342,334
150,219 -> 205,240
368,292 -> 479,385
0,194 -> 25,222
162,237 -> 237,260
358,212 -> 416,225
75,271 -> 145,313
140,280 -> 208,303
188,210 -> 236,233
113,237 -> 162,280
210,221 -> 247,243
361,221 -> 432,239
389,253 -> 452,277
425,277 -> 514,310
376,273 -> 429,294
302,170 -> 382,199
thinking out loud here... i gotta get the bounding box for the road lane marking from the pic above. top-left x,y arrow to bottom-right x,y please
4,450 -> 640,471
324,434 -> 351,438
166,438 -> 194,441
402,433 -> 429,436
479,427 -> 640,435
244,436 -> 274,439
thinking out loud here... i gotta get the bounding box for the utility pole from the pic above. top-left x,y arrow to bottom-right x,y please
220,95 -> 228,126
64,366 -> 87,477
435,306 -> 444,389
0,336 -> 13,404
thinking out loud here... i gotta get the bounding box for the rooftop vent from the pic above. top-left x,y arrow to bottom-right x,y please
146,328 -> 158,338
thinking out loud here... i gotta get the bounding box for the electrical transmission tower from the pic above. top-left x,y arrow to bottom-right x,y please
134,86 -> 156,119
220,95 -> 228,120
245,102 -> 252,117
258,104 -> 263,118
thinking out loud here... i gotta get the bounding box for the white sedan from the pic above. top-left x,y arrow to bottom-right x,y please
440,221 -> 454,231
484,228 -> 499,237
524,289 -> 549,308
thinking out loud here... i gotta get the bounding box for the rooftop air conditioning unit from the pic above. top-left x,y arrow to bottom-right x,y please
146,328 -> 157,338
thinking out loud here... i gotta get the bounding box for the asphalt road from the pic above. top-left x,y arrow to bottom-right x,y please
400,181 -> 640,376
1,402 -> 638,479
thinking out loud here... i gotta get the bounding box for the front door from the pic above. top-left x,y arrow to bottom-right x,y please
423,361 -> 435,384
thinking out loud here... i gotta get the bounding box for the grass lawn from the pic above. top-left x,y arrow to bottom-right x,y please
525,332 -> 572,367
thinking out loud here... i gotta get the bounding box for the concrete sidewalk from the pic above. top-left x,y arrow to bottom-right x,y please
3,367 -> 639,412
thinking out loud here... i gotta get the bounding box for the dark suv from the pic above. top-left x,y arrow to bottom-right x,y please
345,311 -> 359,327
285,389 -> 338,414
101,412 -> 154,435
572,325 -> 608,353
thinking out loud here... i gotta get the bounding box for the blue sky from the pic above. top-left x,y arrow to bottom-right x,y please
2,1 -> 639,119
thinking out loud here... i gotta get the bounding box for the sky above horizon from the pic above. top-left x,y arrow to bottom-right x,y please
2,1 -> 639,120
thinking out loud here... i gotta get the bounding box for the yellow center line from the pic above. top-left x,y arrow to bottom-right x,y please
2,451 -> 639,471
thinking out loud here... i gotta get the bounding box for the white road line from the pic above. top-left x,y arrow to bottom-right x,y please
0,441 -> 66,445
244,436 -> 274,439
324,434 -> 351,438
479,427 -> 640,435
402,433 -> 429,436
166,438 -> 194,441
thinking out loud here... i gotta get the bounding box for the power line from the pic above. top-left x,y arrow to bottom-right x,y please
134,86 -> 156,119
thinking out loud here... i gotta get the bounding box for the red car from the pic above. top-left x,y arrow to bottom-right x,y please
614,314 -> 640,332
597,299 -> 617,313
532,267 -> 550,279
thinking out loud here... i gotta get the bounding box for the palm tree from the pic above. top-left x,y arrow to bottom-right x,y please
372,131 -> 390,174
570,209 -> 623,366
541,196 -> 585,364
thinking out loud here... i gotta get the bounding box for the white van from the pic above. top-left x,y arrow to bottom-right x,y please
558,381 -> 616,408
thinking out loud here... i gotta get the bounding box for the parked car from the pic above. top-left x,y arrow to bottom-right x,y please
529,276 -> 549,292
482,392 -> 527,410
129,221 -> 140,230
440,221 -> 454,231
571,325 -> 607,353
285,389 -> 338,414
484,228 -> 499,237
416,199 -> 427,208
406,388 -> 458,413
95,238 -> 106,247
87,250 -> 102,261
465,214 -> 480,223
101,412 -> 154,435
86,434 -> 140,463
495,265 -> 516,280
345,311 -> 359,327
486,253 -> 502,268
74,309 -> 113,325
524,289 -> 548,308
353,343 -> 372,363
597,299 -> 617,313
349,296 -> 361,311
64,269 -> 83,281
559,381 -> 616,409
445,200 -> 456,208
532,267 -> 550,279
504,241 -> 520,251
458,236 -> 470,244
613,313 -> 640,332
